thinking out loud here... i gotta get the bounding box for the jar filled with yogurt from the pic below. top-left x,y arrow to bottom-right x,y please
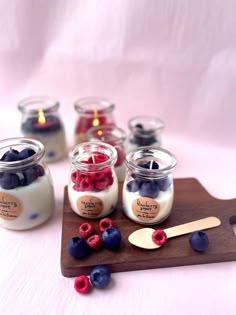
87,125 -> 126,182
122,147 -> 177,225
68,141 -> 118,219
18,96 -> 67,163
74,97 -> 116,144
0,137 -> 55,230
126,116 -> 165,153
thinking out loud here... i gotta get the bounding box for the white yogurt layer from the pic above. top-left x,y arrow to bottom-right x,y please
68,177 -> 118,219
0,175 -> 55,230
122,183 -> 174,224
23,129 -> 67,163
115,162 -> 127,182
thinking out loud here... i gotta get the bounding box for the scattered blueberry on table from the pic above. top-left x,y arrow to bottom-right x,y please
102,226 -> 122,250
90,265 -> 111,289
189,231 -> 209,252
67,236 -> 90,259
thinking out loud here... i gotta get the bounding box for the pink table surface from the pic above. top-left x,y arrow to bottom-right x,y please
0,108 -> 236,315
1,1 -> 236,314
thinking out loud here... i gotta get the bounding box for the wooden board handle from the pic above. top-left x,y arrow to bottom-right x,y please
164,216 -> 221,239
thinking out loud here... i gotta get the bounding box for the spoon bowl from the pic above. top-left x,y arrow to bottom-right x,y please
128,216 -> 221,249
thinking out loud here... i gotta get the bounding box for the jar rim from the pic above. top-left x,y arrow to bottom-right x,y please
126,146 -> 177,178
69,141 -> 117,172
74,97 -> 115,115
18,96 -> 60,115
128,116 -> 165,135
0,137 -> 45,171
87,125 -> 126,144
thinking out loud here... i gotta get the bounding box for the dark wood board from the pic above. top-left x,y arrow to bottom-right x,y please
60,178 -> 236,277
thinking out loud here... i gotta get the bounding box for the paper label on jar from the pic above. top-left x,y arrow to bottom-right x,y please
0,192 -> 22,220
77,195 -> 103,218
132,197 -> 160,222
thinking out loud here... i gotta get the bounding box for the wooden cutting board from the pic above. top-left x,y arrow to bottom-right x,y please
60,178 -> 236,277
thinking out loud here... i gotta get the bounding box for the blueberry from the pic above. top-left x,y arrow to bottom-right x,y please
67,237 -> 90,259
90,265 -> 111,289
137,162 -> 149,169
102,227 -> 121,250
189,231 -> 209,252
21,167 -> 38,186
138,161 -> 159,170
127,180 -> 140,192
157,177 -> 171,191
0,173 -> 20,189
139,181 -> 160,198
147,161 -> 159,169
19,148 -> 36,160
29,213 -> 39,220
34,165 -> 45,177
1,149 -> 19,162
47,151 -> 56,158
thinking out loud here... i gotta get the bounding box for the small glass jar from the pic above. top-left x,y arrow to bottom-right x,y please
74,97 -> 115,144
18,96 -> 67,163
68,141 -> 118,219
87,125 -> 127,182
122,146 -> 176,225
0,137 -> 55,230
126,116 -> 165,152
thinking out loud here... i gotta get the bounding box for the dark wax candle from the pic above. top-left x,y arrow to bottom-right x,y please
131,124 -> 158,146
22,115 -> 62,134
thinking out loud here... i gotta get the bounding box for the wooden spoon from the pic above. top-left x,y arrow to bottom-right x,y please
128,216 -> 221,249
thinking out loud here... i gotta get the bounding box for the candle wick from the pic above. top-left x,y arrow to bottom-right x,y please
149,160 -> 154,169
92,154 -> 96,164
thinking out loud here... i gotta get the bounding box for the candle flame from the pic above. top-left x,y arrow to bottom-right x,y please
97,129 -> 103,136
38,109 -> 46,125
92,109 -> 100,127
92,118 -> 100,127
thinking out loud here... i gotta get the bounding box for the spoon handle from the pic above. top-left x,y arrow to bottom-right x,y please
164,216 -> 221,239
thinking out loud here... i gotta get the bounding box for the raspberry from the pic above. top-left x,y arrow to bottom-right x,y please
99,218 -> 114,232
95,178 -> 108,191
79,223 -> 94,239
74,275 -> 91,294
107,175 -> 114,186
73,184 -> 81,191
84,153 -> 109,164
79,177 -> 94,191
95,153 -> 109,163
152,230 -> 167,246
87,234 -> 102,250
90,171 -> 104,181
71,171 -> 80,183
115,146 -> 125,167
104,167 -> 112,177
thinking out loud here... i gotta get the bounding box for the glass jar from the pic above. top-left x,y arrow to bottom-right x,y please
0,137 -> 55,230
126,116 -> 165,153
74,97 -> 115,144
122,146 -> 176,225
68,141 -> 118,219
87,125 -> 126,182
18,96 -> 67,163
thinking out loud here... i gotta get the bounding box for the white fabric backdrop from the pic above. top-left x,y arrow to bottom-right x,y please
1,1 -> 236,315
1,0 -> 236,146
